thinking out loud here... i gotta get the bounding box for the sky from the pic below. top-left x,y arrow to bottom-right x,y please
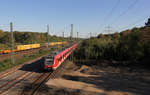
0,0 -> 149,38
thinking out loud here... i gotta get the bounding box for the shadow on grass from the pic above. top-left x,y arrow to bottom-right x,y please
19,58 -> 44,73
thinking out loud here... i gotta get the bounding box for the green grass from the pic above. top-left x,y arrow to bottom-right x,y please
0,48 -> 52,72
0,44 -> 10,50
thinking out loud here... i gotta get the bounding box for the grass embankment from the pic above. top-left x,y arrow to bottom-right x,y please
0,44 -> 10,50
0,48 -> 55,72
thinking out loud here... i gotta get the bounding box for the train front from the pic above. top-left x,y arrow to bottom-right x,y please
44,55 -> 55,71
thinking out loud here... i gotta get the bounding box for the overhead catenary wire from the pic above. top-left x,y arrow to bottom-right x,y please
102,0 -> 121,25
110,0 -> 139,25
97,0 -> 121,33
118,15 -> 150,31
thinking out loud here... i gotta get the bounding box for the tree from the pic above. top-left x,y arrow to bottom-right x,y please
145,18 -> 150,27
97,34 -> 104,38
0,30 -> 5,40
113,32 -> 120,39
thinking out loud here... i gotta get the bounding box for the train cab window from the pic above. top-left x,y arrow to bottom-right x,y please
45,56 -> 54,65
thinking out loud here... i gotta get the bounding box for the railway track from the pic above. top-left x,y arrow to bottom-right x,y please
0,67 -> 42,95
0,56 -> 47,95
0,44 -> 70,95
0,55 -> 47,95
0,44 -> 68,80
0,56 -> 66,95
20,59 -> 67,95
0,55 -> 44,79
0,45 -> 62,62
0,72 -> 34,95
0,47 -> 43,62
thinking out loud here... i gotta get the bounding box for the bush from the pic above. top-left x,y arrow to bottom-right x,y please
74,26 -> 150,66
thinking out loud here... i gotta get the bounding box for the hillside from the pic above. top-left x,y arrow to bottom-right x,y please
74,26 -> 150,67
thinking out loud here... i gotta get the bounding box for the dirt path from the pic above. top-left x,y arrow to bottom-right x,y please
43,62 -> 150,95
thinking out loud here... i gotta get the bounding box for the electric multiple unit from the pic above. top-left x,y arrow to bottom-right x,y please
43,43 -> 78,70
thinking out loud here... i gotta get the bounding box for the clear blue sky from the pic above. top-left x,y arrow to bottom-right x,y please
0,0 -> 149,38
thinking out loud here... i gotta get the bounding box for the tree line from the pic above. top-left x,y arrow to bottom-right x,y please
74,18 -> 150,66
0,30 -> 71,49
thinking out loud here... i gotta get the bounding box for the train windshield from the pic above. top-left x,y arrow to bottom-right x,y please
45,56 -> 54,65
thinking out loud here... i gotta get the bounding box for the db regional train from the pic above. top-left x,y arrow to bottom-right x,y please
43,43 -> 78,70
0,42 -> 67,54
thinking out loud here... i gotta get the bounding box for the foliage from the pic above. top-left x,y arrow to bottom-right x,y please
0,30 -> 71,49
74,26 -> 150,66
145,18 -> 150,27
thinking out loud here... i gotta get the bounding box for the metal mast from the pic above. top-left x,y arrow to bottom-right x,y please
10,22 -> 14,64
47,24 -> 49,48
62,31 -> 64,38
70,24 -> 73,40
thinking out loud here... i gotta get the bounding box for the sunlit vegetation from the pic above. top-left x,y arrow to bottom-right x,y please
0,30 -> 73,50
74,19 -> 150,66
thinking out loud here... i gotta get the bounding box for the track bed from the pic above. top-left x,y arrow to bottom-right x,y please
0,44 -> 71,95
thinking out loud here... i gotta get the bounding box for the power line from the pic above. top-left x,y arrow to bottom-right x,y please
118,15 -> 150,31
104,26 -> 113,34
97,0 -> 121,32
110,0 -> 139,25
104,0 -> 121,22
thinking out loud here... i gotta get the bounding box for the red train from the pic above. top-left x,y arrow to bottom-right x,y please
43,43 -> 78,70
